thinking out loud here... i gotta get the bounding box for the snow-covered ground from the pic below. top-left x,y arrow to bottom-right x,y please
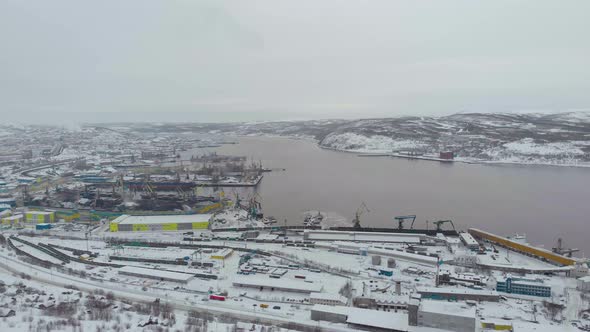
1,217 -> 589,331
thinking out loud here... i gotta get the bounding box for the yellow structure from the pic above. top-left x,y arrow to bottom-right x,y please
191,222 -> 209,229
2,214 -> 24,225
481,321 -> 513,331
162,223 -> 178,231
25,211 -> 55,223
198,202 -> 223,214
55,211 -> 80,222
211,248 -> 233,260
469,228 -> 576,266
109,214 -> 212,232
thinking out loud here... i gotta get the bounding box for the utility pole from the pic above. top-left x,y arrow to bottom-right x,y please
85,225 -> 90,252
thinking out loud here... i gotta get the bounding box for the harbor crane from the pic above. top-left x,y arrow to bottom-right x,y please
352,202 -> 370,229
552,238 -> 579,257
394,215 -> 417,230
432,220 -> 456,232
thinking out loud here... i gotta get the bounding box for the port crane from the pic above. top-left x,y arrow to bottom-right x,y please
431,220 -> 456,232
394,215 -> 417,230
552,238 -> 579,257
352,202 -> 370,229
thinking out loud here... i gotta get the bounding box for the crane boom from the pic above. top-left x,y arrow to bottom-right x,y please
432,220 -> 455,232
352,202 -> 370,229
394,215 -> 417,230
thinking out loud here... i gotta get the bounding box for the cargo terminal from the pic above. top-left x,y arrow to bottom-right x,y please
468,228 -> 577,266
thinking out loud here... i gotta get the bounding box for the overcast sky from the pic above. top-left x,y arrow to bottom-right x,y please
1,0 -> 589,123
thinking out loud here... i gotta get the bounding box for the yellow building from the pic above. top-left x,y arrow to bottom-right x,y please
481,321 -> 513,331
211,248 -> 233,260
1,214 -> 24,225
25,211 -> 55,223
109,214 -> 212,232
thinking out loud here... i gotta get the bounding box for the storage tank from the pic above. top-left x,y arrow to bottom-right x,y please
387,258 -> 396,268
371,255 -> 381,266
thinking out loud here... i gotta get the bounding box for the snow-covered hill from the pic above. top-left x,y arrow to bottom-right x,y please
98,111 -> 590,166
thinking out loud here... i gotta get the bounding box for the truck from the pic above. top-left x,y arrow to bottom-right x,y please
209,295 -> 226,301
260,304 -> 269,309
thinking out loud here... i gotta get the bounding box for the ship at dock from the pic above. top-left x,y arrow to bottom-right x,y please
303,211 -> 324,226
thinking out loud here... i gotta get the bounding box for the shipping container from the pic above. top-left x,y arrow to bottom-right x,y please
36,223 -> 52,230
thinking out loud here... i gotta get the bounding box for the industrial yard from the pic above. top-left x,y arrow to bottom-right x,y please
0,201 -> 589,331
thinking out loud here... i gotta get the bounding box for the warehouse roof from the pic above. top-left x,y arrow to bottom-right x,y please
233,277 -> 322,293
419,300 -> 476,319
417,286 -> 499,297
3,214 -> 23,220
347,308 -> 409,331
26,211 -> 54,215
311,304 -> 350,315
118,266 -> 194,282
111,214 -> 212,225
310,292 -> 347,302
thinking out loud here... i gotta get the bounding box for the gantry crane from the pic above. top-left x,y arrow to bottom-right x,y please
552,238 -> 579,257
394,215 -> 417,230
432,220 -> 456,232
352,202 -> 370,229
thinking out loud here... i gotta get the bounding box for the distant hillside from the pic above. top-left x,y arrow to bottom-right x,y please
104,111 -> 590,166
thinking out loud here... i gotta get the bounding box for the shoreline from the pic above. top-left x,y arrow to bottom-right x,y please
318,145 -> 590,169
226,134 -> 590,169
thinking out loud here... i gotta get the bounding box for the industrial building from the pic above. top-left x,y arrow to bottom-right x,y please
336,242 -> 370,255
1,214 -> 23,225
304,230 -> 423,243
310,305 -> 349,323
577,276 -> 590,292
469,228 -> 576,266
496,276 -> 551,297
439,151 -> 455,160
210,248 -> 233,260
109,214 -> 212,232
310,305 -> 409,332
233,277 -> 322,293
117,266 -> 194,283
416,286 -> 500,302
459,232 -> 479,250
0,198 -> 16,207
411,300 -> 476,332
25,211 -> 55,223
369,247 -> 438,266
309,292 -> 347,306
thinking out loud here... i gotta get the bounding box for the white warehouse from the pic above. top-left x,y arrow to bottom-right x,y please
460,232 -> 479,250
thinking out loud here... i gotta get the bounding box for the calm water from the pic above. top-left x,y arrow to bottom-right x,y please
211,137 -> 589,255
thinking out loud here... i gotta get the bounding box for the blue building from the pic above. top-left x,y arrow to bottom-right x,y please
0,198 -> 16,207
379,268 -> 393,277
496,277 -> 551,297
